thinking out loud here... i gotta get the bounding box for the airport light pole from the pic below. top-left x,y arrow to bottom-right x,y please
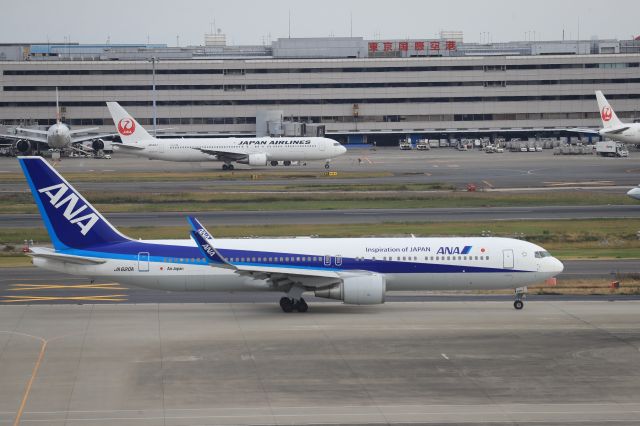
151,56 -> 157,136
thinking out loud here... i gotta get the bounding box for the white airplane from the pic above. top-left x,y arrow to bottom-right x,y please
19,156 -> 563,311
0,89 -> 113,154
627,185 -> 640,200
106,102 -> 346,170
575,91 -> 640,144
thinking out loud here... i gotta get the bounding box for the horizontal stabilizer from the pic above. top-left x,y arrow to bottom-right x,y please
26,247 -> 106,265
113,143 -> 146,150
68,127 -> 99,135
567,127 -> 599,135
16,127 -> 48,135
601,126 -> 630,135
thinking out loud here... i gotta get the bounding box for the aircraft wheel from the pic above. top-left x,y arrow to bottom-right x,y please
284,160 -> 291,166
222,164 -> 229,170
270,161 -> 278,167
295,298 -> 308,313
513,300 -> 524,310
324,163 -> 330,169
228,164 -> 235,170
280,297 -> 294,313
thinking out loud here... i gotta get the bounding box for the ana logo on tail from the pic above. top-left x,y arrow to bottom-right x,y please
117,118 -> 136,136
38,183 -> 99,236
601,107 -> 613,122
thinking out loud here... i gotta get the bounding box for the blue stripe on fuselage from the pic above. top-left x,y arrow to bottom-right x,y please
55,241 -> 530,274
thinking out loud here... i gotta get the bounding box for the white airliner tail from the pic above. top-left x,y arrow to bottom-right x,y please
106,102 -> 154,144
595,91 -> 623,129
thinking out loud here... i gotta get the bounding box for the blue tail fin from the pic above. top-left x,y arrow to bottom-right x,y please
18,156 -> 130,250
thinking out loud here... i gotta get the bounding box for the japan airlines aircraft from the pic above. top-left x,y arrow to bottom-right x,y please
0,89 -> 113,154
574,91 -> 640,144
106,102 -> 346,170
19,156 -> 563,311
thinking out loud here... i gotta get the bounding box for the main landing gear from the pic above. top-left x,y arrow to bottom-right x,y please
222,163 -> 235,171
514,286 -> 527,310
279,297 -> 308,313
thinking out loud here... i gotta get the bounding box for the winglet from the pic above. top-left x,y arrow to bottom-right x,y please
187,216 -> 235,268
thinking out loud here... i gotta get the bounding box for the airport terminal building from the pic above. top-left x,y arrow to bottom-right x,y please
1,34 -> 640,145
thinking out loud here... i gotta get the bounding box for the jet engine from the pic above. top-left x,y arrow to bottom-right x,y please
15,140 -> 31,153
91,139 -> 105,151
315,274 -> 386,305
238,153 -> 268,166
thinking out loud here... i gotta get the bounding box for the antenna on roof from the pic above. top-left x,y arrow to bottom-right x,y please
350,11 -> 353,38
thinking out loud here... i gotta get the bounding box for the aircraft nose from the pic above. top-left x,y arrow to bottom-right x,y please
339,144 -> 347,154
550,257 -> 564,275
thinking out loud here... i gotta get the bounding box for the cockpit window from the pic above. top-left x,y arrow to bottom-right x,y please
333,142 -> 341,146
534,251 -> 551,258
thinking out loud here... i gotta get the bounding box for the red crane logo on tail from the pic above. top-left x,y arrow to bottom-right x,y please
117,118 -> 136,136
601,106 -> 613,122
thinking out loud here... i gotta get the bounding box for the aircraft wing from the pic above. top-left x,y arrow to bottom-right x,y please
0,133 -> 48,143
197,148 -> 247,162
26,247 -> 107,265
70,133 -> 117,144
187,216 -> 343,289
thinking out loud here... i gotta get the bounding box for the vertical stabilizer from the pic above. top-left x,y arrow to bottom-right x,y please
18,156 -> 130,250
106,102 -> 154,144
595,91 -> 623,129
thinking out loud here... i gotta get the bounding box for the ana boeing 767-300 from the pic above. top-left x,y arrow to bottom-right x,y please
19,156 -> 563,311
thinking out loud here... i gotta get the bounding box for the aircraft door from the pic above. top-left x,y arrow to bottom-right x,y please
138,252 -> 150,272
502,249 -> 514,269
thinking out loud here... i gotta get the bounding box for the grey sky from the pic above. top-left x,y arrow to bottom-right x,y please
2,0 -> 638,46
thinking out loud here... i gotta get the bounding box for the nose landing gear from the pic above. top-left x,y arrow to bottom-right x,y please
514,286 -> 527,310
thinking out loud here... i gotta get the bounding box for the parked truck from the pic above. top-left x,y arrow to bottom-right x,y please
416,139 -> 430,150
399,138 -> 412,150
595,141 -> 629,157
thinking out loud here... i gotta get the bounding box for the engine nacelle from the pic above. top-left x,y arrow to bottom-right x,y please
239,153 -> 268,166
15,139 -> 31,153
92,139 -> 105,151
315,274 -> 386,305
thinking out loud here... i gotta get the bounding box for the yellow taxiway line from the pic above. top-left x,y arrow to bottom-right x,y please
7,283 -> 126,291
12,337 -> 47,426
2,294 -> 128,303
